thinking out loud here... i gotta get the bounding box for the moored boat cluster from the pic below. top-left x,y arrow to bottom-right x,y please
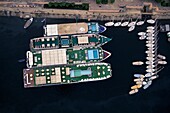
23,22 -> 112,88
130,20 -> 167,95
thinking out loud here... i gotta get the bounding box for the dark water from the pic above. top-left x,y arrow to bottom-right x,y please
0,16 -> 170,113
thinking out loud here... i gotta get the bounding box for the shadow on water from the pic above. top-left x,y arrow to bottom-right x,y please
0,16 -> 170,113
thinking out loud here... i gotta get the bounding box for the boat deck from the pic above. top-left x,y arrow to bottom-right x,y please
30,34 -> 111,51
23,63 -> 112,88
27,47 -> 109,68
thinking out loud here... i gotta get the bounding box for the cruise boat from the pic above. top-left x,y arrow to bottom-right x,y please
105,22 -> 114,27
128,26 -> 135,32
44,22 -> 106,36
23,62 -> 112,88
132,61 -> 144,65
24,17 -> 33,29
26,47 -> 111,68
30,34 -> 112,51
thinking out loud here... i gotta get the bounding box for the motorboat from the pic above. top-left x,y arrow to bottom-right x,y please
146,29 -> 154,33
147,26 -> 155,30
149,75 -> 159,80
136,20 -> 145,26
147,19 -> 156,24
131,84 -> 142,89
138,32 -> 146,36
139,35 -> 146,40
129,89 -> 138,95
146,57 -> 155,61
143,81 -> 152,89
134,78 -> 144,82
121,21 -> 129,27
146,43 -> 154,47
132,61 -> 144,65
158,61 -> 167,65
157,54 -> 166,60
105,21 -> 114,27
134,74 -> 145,78
114,18 -> 123,27
114,22 -> 121,27
128,26 -> 135,32
128,17 -> 139,27
24,17 -> 33,29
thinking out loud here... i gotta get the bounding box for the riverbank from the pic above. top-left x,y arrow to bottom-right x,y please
0,1 -> 170,20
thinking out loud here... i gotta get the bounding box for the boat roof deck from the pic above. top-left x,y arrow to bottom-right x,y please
46,23 -> 88,36
23,63 -> 112,88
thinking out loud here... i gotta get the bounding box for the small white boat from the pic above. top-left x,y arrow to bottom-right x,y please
146,69 -> 156,73
147,26 -> 155,30
105,22 -> 114,27
147,53 -> 155,57
145,73 -> 153,77
146,44 -> 154,47
143,81 -> 152,89
129,89 -> 138,95
157,54 -> 166,60
147,19 -> 155,24
142,81 -> 147,85
145,50 -> 154,54
146,61 -> 154,65
138,32 -> 146,36
136,20 -> 145,26
134,78 -> 144,82
132,61 -> 144,65
24,17 -> 33,29
136,81 -> 143,85
134,74 -> 145,78
158,61 -> 167,65
146,29 -> 154,33
131,84 -> 142,89
146,57 -> 155,61
139,35 -> 146,40
146,40 -> 155,44
146,33 -> 154,37
128,26 -> 135,32
146,37 -> 155,40
114,22 -> 121,27
146,65 -> 156,69
149,75 -> 159,80
121,21 -> 129,27
128,21 -> 136,27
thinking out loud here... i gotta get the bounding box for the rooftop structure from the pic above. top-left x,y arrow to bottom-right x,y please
44,22 -> 106,36
26,47 -> 111,68
23,62 -> 112,88
30,34 -> 111,51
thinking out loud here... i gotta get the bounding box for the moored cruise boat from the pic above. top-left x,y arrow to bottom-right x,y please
26,47 -> 111,68
30,34 -> 112,51
23,62 -> 112,88
44,22 -> 106,36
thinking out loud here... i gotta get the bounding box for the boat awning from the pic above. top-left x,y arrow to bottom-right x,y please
41,49 -> 67,65
46,24 -> 58,36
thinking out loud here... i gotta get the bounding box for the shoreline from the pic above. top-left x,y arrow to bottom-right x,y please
0,2 -> 170,20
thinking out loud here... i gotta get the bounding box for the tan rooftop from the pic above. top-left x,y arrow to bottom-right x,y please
46,22 -> 88,36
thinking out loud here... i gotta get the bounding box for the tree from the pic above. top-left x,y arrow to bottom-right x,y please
110,0 -> 115,3
96,0 -> 101,4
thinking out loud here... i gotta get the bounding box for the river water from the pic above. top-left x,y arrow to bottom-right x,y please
0,16 -> 170,113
